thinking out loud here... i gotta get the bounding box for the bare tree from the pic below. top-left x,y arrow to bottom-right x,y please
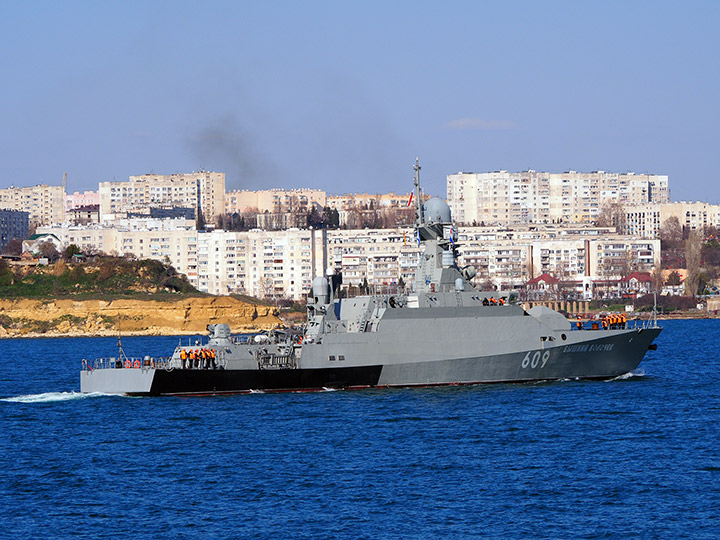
595,201 -> 627,231
1,238 -> 23,256
685,230 -> 702,296
659,216 -> 683,248
651,264 -> 664,292
39,240 -> 60,262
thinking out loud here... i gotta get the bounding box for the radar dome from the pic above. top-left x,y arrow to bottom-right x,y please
423,197 -> 452,224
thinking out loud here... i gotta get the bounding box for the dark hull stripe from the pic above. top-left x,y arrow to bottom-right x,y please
146,365 -> 384,396
138,367 -> 624,397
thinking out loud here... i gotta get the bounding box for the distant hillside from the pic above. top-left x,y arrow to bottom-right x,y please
0,257 -> 198,299
0,257 -> 286,337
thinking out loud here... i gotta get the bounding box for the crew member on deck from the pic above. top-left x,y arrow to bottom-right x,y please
180,349 -> 187,369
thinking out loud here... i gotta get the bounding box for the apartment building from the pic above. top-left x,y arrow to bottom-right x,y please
0,184 -> 66,226
99,171 -> 225,222
624,202 -> 720,238
325,192 -> 413,226
37,219 -> 197,281
0,209 -> 29,252
447,170 -> 670,226
326,228 -> 419,290
36,221 -> 660,300
66,190 -> 99,211
225,188 -> 326,214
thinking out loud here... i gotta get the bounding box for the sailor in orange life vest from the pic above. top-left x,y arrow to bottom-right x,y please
180,349 -> 187,369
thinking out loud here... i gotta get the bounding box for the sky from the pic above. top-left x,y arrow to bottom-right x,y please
1,1 -> 718,201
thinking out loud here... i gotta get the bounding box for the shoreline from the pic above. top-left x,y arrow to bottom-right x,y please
0,326 -> 270,340
3,312 -> 716,340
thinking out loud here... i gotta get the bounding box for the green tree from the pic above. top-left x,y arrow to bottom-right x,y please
64,244 -> 81,260
666,270 -> 681,286
0,259 -> 13,286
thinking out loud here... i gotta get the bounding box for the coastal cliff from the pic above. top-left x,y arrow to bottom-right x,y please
0,296 -> 283,338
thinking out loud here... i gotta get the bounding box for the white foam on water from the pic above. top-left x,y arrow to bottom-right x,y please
1,391 -> 112,403
608,369 -> 645,382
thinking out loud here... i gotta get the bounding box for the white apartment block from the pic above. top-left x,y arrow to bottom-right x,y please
0,184 -> 66,226
225,188 -> 326,214
447,170 -> 670,226
455,231 -> 659,288
37,222 -> 660,300
326,229 -> 420,290
99,171 -> 225,222
624,202 -> 720,238
37,219 -> 198,280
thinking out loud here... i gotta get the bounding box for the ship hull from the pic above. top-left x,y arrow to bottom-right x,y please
80,327 -> 661,396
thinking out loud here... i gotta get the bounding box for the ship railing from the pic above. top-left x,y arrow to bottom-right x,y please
571,316 -> 659,331
81,356 -> 173,371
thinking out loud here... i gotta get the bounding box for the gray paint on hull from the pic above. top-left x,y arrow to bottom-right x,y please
80,367 -> 154,394
376,328 -> 660,385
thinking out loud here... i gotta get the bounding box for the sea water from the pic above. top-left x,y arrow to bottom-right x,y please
1,320 -> 718,539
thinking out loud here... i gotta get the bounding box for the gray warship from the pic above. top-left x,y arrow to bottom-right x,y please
80,160 -> 661,396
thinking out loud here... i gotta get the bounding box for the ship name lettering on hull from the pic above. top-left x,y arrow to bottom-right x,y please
562,343 -> 615,353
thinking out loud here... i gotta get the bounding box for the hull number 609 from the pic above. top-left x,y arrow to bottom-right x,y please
521,350 -> 550,369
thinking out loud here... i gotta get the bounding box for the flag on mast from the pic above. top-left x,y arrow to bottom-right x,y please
407,192 -> 413,207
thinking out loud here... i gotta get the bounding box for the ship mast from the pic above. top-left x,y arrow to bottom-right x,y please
413,158 -> 423,227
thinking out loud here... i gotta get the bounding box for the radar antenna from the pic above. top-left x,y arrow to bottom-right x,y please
413,158 -> 423,227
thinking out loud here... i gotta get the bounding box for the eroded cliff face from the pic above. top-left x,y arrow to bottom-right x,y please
0,296 -> 282,338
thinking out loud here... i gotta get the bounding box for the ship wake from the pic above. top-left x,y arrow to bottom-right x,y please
1,391 -> 114,403
608,369 -> 645,381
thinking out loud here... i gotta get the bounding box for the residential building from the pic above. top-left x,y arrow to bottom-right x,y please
0,209 -> 29,252
0,184 -> 66,226
255,212 -> 308,231
624,202 -> 720,238
225,188 -> 326,214
325,192 -> 414,226
66,190 -> 99,211
35,222 -> 660,301
99,171 -> 225,222
447,170 -> 670,226
68,205 -> 100,226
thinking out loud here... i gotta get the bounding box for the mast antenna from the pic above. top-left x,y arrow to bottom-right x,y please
413,158 -> 423,226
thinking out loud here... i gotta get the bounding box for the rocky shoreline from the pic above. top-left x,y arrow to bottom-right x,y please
0,296 -> 283,339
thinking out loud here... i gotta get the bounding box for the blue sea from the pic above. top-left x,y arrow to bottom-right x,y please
1,320 -> 718,539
